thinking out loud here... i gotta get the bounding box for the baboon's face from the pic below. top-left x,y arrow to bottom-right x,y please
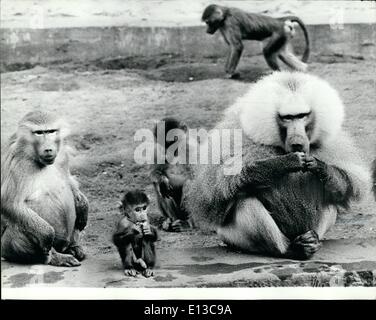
124,203 -> 149,223
277,111 -> 314,154
32,129 -> 61,166
202,6 -> 225,34
204,20 -> 222,34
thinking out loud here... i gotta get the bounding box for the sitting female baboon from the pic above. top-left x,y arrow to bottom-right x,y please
1,111 -> 89,266
186,72 -> 371,260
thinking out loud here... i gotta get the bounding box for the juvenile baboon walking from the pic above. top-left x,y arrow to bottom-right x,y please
202,4 -> 310,78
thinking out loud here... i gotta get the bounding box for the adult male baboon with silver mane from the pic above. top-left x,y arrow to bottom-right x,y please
185,72 -> 371,260
1,111 -> 89,266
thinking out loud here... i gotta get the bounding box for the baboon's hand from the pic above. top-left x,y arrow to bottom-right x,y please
162,218 -> 172,231
303,155 -> 317,171
285,152 -> 306,172
132,224 -> 142,234
74,192 -> 89,231
171,219 -> 183,232
141,222 -> 152,236
26,221 -> 55,254
304,157 -> 328,178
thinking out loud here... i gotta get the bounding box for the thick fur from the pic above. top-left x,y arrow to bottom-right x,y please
185,72 -> 371,257
1,111 -> 88,265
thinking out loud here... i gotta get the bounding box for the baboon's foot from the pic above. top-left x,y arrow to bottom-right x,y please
124,268 -> 137,277
49,249 -> 81,267
287,230 -> 321,260
64,245 -> 86,261
142,269 -> 154,278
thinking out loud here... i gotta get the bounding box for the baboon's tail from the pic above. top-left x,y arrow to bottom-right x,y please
283,16 -> 310,63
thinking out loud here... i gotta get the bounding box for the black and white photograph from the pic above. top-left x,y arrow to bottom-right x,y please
1,0 -> 375,302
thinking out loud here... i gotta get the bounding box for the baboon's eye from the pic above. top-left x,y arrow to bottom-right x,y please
279,114 -> 293,121
33,130 -> 44,136
296,112 -> 311,119
46,130 -> 58,136
142,205 -> 147,211
135,207 -> 141,212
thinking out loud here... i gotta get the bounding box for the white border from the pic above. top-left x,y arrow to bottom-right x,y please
2,288 -> 376,300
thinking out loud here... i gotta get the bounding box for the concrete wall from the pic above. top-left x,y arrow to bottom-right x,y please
1,23 -> 375,69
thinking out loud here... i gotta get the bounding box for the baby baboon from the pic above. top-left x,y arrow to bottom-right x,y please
113,190 -> 158,277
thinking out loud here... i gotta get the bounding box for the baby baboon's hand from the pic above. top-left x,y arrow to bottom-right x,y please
141,222 -> 152,236
133,224 -> 142,234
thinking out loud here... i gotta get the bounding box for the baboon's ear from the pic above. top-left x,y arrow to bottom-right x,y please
216,7 -> 226,20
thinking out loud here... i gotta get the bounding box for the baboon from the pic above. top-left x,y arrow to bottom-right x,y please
151,117 -> 195,232
186,72 -> 371,260
1,111 -> 88,266
202,4 -> 310,78
113,190 -> 158,277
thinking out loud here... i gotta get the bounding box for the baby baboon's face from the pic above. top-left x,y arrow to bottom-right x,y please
124,203 -> 149,223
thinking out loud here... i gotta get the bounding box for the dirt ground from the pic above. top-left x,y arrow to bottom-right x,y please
1,54 -> 376,283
